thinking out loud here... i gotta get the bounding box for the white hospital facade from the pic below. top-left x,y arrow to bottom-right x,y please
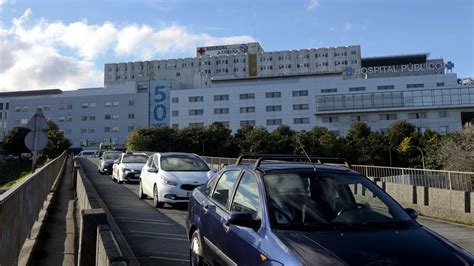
1,42 -> 473,148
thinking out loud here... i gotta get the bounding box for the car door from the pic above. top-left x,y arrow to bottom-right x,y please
224,171 -> 265,265
141,155 -> 154,195
200,170 -> 241,265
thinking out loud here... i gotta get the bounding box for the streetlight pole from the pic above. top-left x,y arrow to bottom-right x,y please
415,146 -> 425,169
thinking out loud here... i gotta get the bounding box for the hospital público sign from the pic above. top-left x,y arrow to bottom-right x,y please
344,62 -> 445,77
196,44 -> 249,57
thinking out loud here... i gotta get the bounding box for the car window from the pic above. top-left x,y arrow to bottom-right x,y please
264,171 -> 412,227
146,156 -> 154,167
231,172 -> 261,217
103,152 -> 120,160
211,170 -> 240,207
122,155 -> 148,163
160,154 -> 210,171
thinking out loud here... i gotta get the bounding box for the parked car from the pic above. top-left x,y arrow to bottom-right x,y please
139,152 -> 215,208
74,150 -> 98,159
111,152 -> 148,183
186,155 -> 474,265
98,151 -> 122,174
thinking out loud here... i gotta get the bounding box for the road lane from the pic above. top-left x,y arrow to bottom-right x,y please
79,158 -> 189,265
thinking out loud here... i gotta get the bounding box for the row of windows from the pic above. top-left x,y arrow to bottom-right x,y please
0,102 -> 10,110
316,88 -> 474,112
15,101 -> 130,112
320,83 -> 444,94
176,104 -> 310,116
320,111 -> 449,123
172,117 -> 312,129
176,90 -> 309,103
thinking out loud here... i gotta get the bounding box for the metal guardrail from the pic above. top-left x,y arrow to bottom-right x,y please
202,156 -> 474,192
0,151 -> 68,266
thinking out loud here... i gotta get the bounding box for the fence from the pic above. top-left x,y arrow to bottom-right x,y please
0,151 -> 68,266
202,156 -> 474,191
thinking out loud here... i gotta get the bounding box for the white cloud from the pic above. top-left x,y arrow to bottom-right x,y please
0,0 -> 6,6
305,0 -> 320,11
0,8 -> 256,92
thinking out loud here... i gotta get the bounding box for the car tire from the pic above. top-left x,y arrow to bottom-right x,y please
152,185 -> 164,208
138,180 -> 147,199
190,230 -> 204,266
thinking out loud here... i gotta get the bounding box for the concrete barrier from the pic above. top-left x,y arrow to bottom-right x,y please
0,151 -> 68,266
75,159 -> 138,265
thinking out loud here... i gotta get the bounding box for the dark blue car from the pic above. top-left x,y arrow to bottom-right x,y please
186,155 -> 474,265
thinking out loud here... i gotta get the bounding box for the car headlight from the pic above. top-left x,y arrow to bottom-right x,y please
161,176 -> 177,187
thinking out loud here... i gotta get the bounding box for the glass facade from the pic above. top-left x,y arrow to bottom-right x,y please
316,87 -> 474,112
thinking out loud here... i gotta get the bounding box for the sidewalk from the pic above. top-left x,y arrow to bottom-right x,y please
29,158 -> 77,265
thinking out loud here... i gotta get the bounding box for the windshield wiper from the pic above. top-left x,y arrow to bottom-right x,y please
276,222 -> 350,231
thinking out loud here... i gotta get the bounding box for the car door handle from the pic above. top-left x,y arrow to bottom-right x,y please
223,222 -> 230,232
202,205 -> 209,213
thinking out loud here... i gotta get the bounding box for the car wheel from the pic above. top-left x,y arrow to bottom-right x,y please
190,230 -> 204,266
138,180 -> 147,199
152,185 -> 163,208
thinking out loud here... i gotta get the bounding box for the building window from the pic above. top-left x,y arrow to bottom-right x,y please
129,100 -> 134,106
214,95 -> 229,101
439,111 -> 448,118
172,110 -> 179,117
189,109 -> 204,115
82,103 -> 89,108
293,104 -> 309,110
89,115 -> 95,121
407,83 -> 424,88
436,82 -> 445,87
189,96 -> 204,102
240,107 -> 255,113
112,101 -> 119,107
214,108 -> 229,114
105,101 -> 112,107
439,126 -> 448,133
0,103 -> 3,110
321,88 -> 337,93
294,118 -> 310,124
112,127 -> 119,133
379,114 -> 397,120
240,120 -> 255,126
266,105 -> 281,112
322,116 -> 339,123
5,103 -> 9,110
172,124 -> 179,129
292,90 -> 308,97
137,86 -> 148,93
65,116 -> 72,122
349,87 -> 365,92
189,122 -> 204,127
88,128 -> 95,133
104,127 -> 111,133
59,116 -> 66,122
408,112 -> 427,119
128,113 -> 135,119
43,105 -> 51,111
172,97 -> 179,103
377,85 -> 395,90
15,107 -> 21,112
239,93 -> 255,100
105,114 -> 111,120
128,126 -> 135,132
266,119 -> 282,126
265,92 -> 281,98
350,115 -> 368,122
81,115 -> 88,121
112,114 -> 119,120
81,128 -> 87,134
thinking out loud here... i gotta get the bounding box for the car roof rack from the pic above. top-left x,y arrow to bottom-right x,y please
236,154 -> 352,170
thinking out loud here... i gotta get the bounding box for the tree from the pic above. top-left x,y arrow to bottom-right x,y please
41,120 -> 71,159
437,127 -> 474,171
1,127 -> 30,158
234,126 -> 271,154
126,126 -> 178,152
268,125 -> 295,154
203,122 -> 236,157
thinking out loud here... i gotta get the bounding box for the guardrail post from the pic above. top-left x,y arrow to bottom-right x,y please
78,209 -> 107,266
448,172 -> 452,190
465,192 -> 471,213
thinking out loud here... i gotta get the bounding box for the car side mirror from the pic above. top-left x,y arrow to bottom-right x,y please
147,167 -> 158,173
228,212 -> 260,231
405,208 -> 418,219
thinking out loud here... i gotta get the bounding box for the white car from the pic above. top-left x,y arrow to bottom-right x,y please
138,152 -> 215,207
74,150 -> 98,159
111,152 -> 149,183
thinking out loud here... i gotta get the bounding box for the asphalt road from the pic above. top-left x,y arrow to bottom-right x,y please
80,158 -> 474,265
80,158 -> 189,265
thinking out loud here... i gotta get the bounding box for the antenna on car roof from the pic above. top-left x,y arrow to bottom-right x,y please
296,138 -> 317,172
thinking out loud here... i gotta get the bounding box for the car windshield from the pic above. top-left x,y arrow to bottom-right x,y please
160,155 -> 210,172
83,152 -> 95,156
103,152 -> 121,160
122,155 -> 148,163
264,170 -> 413,230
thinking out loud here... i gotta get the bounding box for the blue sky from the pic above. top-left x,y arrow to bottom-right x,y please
0,0 -> 472,91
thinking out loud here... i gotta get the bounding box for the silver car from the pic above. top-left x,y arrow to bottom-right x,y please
98,151 -> 122,174
139,152 -> 216,208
